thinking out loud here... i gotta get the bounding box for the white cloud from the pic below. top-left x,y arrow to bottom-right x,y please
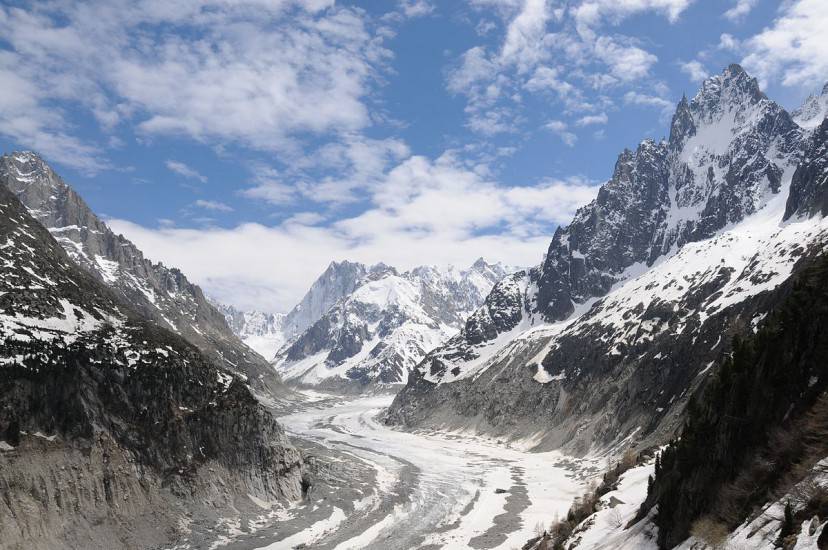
110,152 -> 600,310
449,0 -> 682,135
447,47 -> 498,93
399,0 -> 435,18
0,61 -> 108,174
241,164 -> 296,205
741,0 -> 828,89
575,113 -> 609,126
623,90 -> 674,118
499,0 -> 551,73
680,60 -> 708,82
594,36 -> 658,81
193,199 -> 233,212
723,0 -> 757,22
166,160 -> 207,183
573,0 -> 694,34
0,1 -> 387,168
718,33 -> 740,51
544,120 -> 578,146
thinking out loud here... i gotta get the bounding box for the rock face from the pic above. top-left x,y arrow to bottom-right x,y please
214,302 -> 286,360
281,260 -> 376,339
785,118 -> 828,220
388,66 -> 828,454
0,152 -> 281,393
272,259 -> 512,387
0,184 -> 303,549
792,82 -> 828,130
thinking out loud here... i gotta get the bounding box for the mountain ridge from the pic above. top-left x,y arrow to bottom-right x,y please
387,65 -> 828,455
0,151 -> 282,394
269,257 -> 513,388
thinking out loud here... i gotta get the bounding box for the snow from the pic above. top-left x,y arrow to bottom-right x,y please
256,507 -> 347,550
793,86 -> 828,130
241,333 -> 285,361
674,458 -> 828,550
272,260 -> 504,386
0,299 -> 112,346
262,392 -> 596,549
430,158 -> 826,387
563,459 -> 659,550
533,365 -> 558,384
94,254 -> 120,283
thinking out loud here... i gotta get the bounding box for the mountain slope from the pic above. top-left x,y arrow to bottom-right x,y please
0,184 -> 303,549
273,259 -> 511,387
387,66 -> 825,455
637,248 -> 828,549
0,152 -> 281,393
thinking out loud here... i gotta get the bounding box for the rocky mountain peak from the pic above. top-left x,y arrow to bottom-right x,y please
0,152 -> 281,392
214,302 -> 287,360
793,81 -> 828,130
413,63 -> 807,376
281,260 -> 371,338
271,258 -> 510,387
785,117 -> 828,220
669,64 -> 768,152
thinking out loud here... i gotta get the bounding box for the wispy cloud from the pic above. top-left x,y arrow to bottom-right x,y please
723,0 -> 757,22
447,0 -> 693,139
193,199 -> 233,212
680,60 -> 708,82
544,120 -> 578,146
166,160 -> 207,183
0,1 -> 389,171
575,113 -> 609,127
110,151 -> 600,310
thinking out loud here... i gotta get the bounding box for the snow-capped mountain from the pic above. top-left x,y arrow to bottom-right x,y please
0,152 -> 280,392
792,82 -> 828,130
388,65 -> 828,454
0,182 -> 302,548
214,302 -> 286,359
281,260 -> 377,339
273,258 -> 512,387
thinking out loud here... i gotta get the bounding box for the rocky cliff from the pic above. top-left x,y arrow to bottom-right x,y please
0,183 -> 303,549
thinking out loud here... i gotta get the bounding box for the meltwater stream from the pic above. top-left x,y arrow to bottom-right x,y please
218,391 -> 601,550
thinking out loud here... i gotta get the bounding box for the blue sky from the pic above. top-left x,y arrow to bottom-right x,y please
0,0 -> 826,311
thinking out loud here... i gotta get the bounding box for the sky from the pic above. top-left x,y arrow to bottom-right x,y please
0,0 -> 826,312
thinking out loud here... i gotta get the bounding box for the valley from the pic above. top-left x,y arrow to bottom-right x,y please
209,391 -> 600,550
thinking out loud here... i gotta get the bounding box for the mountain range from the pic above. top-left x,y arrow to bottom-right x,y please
273,259 -> 511,387
2,61 -> 827,550
387,65 -> 828,455
217,258 -> 512,388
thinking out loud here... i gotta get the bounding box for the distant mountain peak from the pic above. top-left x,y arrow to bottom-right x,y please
793,81 -> 828,130
271,257 -> 510,387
